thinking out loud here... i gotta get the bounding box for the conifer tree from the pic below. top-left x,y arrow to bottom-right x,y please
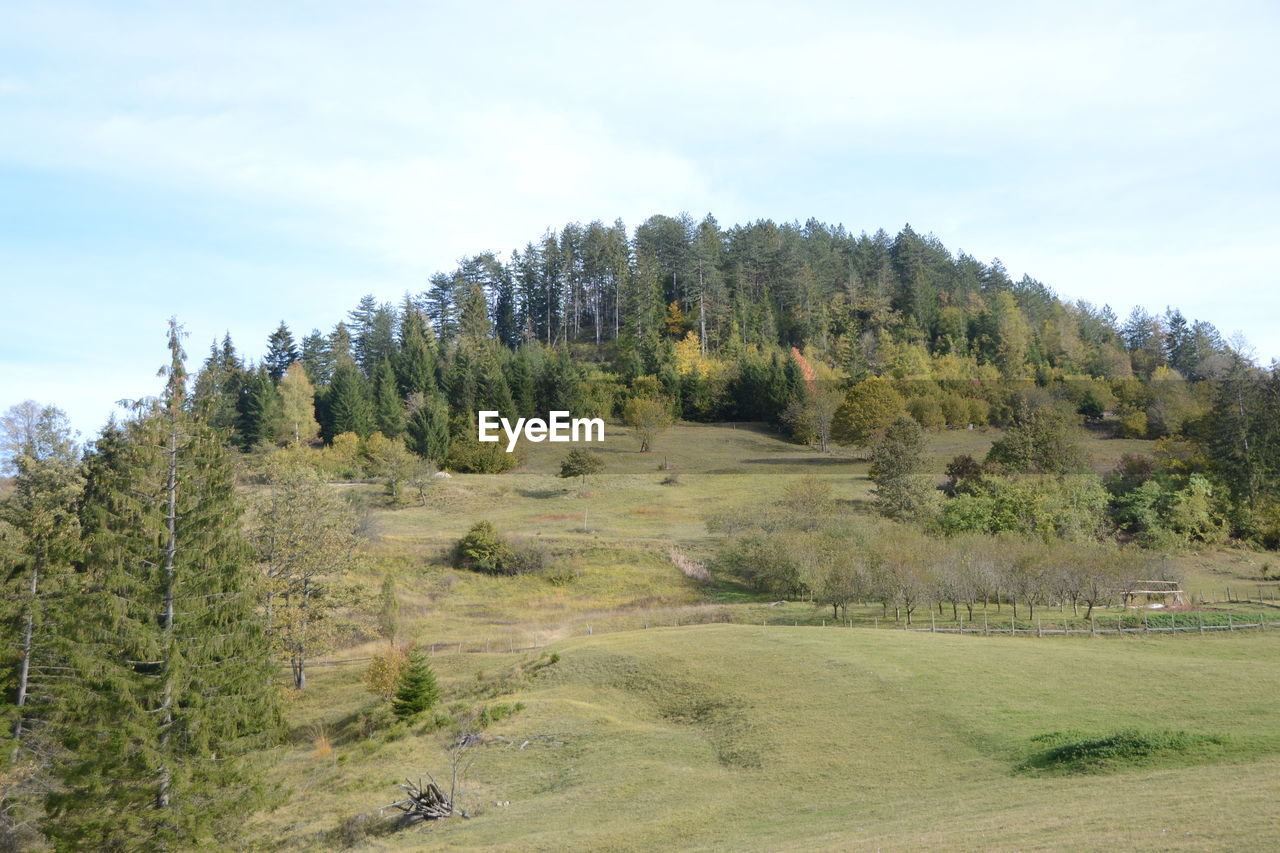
323,359 -> 373,441
46,321 -> 279,850
372,358 -> 406,438
405,392 -> 451,465
237,365 -> 283,449
395,298 -> 438,397
264,321 -> 299,382
391,647 -> 440,720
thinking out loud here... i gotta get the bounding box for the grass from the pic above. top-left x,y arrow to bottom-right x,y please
242,420 -> 1280,851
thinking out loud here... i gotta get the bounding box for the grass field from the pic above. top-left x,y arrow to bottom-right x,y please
245,422 -> 1280,850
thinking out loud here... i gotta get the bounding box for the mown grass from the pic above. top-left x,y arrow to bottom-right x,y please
244,421 -> 1280,851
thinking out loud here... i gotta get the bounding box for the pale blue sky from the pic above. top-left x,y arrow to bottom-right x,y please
2,1 -> 1278,435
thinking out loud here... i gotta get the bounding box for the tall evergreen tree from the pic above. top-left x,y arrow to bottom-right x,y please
395,297 -> 438,397
372,358 -> 406,439
300,328 -> 334,387
322,360 -> 373,441
46,322 -> 279,849
237,365 -> 283,450
405,392 -> 451,465
264,321 -> 299,382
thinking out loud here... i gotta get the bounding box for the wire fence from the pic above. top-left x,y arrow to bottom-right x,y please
294,607 -> 1280,673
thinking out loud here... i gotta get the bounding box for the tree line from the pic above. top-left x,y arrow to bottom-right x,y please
0,325 -> 367,850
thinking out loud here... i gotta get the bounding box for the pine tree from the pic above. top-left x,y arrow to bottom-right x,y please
372,358 -> 405,438
264,321 -> 299,382
391,647 -> 440,720
45,321 -> 279,849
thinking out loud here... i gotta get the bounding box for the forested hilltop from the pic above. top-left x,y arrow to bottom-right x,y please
195,214 -> 1279,547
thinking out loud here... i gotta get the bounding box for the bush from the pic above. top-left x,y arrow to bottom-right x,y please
364,645 -> 408,700
445,438 -> 520,473
453,522 -> 546,576
454,521 -> 514,573
906,396 -> 945,429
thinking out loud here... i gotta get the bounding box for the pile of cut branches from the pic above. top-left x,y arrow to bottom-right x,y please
387,776 -> 466,824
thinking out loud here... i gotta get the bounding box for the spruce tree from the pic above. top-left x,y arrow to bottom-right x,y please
264,321 -> 299,382
372,358 -> 406,438
395,299 -> 437,397
391,647 -> 440,720
405,392 -> 451,465
323,359 -> 373,441
237,365 -> 283,449
45,321 -> 280,850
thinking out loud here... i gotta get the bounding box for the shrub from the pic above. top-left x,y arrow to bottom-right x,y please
906,396 -> 945,429
445,438 -> 520,473
364,645 -> 408,700
453,521 -> 514,573
453,522 -> 546,576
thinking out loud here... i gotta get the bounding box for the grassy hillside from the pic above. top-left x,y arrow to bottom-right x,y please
245,422 -> 1280,850
254,626 -> 1280,851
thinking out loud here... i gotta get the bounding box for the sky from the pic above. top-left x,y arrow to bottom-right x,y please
2,0 -> 1278,437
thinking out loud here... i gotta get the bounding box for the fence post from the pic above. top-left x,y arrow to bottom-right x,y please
1199,613 -> 1204,634
873,617 -> 878,630
931,612 -> 936,633
1118,613 -> 1123,635
1228,614 -> 1233,631
1011,616 -> 1016,635
1142,612 -> 1148,633
984,612 -> 988,635
1037,618 -> 1042,638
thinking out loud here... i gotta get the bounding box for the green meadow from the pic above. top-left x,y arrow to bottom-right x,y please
247,423 -> 1280,850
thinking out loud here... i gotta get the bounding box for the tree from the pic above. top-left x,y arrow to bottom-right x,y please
392,647 -> 441,720
378,572 -> 400,646
405,392 -> 451,465
2,404 -> 82,760
46,322 -> 279,849
249,462 -> 359,690
785,385 -> 844,452
237,365 -> 283,449
559,447 -> 604,487
622,395 -> 673,452
985,401 -> 1085,475
323,359 -> 373,441
833,378 -> 905,447
264,321 -> 299,382
276,361 -> 320,445
363,432 -> 422,501
869,415 -> 935,521
372,358 -> 406,438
